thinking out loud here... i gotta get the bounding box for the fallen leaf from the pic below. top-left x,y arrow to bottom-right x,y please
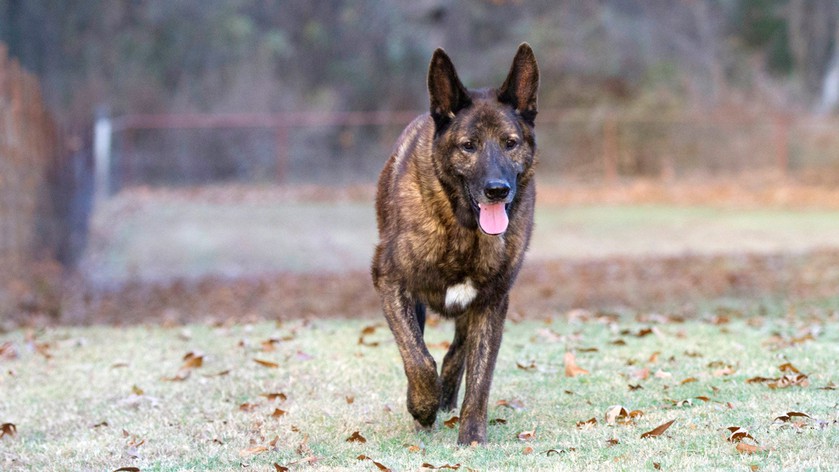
444,416 -> 459,428
640,419 -> 676,439
736,443 -> 762,454
181,351 -> 204,369
2,422 -> 19,438
496,398 -> 526,410
489,418 -> 507,425
576,417 -> 597,428
361,325 -> 377,335
726,426 -> 755,442
605,405 -> 630,425
113,468 -> 141,472
517,428 -> 536,441
270,408 -> 287,418
653,463 -> 661,470
239,402 -> 258,412
564,352 -> 589,377
778,362 -> 801,374
516,360 -> 537,371
422,463 -> 461,470
628,384 -> 644,391
522,446 -> 534,454
273,464 -> 289,472
357,455 -> 390,471
161,370 -> 190,382
346,395 -> 355,404
648,351 -> 660,363
680,377 -> 698,385
606,438 -> 620,446
611,339 -> 627,346
406,444 -> 423,453
346,431 -> 367,443
254,358 -> 279,368
260,392 -> 288,402
239,445 -> 268,456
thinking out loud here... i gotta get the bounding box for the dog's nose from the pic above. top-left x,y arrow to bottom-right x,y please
484,180 -> 510,201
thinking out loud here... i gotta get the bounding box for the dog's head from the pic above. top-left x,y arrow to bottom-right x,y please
427,43 -> 539,235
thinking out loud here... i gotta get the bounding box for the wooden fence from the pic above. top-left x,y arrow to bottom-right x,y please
0,44 -> 61,292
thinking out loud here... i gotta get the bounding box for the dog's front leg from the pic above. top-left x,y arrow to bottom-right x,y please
457,296 -> 508,445
380,283 -> 441,429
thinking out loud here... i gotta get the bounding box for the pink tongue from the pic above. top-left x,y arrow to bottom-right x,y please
478,203 -> 509,235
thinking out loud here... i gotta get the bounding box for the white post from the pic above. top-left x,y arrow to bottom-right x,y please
93,109 -> 112,203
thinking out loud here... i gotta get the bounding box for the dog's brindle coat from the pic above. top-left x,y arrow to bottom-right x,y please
371,44 -> 538,445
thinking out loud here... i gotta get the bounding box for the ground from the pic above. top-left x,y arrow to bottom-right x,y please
2,181 -> 839,470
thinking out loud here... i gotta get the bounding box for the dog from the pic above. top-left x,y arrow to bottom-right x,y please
370,43 -> 539,445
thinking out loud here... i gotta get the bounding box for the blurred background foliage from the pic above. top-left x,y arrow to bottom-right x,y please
3,0 -> 839,125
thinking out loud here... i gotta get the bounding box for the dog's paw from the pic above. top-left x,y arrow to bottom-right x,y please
414,419 -> 433,433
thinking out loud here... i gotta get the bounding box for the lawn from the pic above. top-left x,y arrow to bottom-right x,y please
2,303 -> 838,471
79,187 -> 839,286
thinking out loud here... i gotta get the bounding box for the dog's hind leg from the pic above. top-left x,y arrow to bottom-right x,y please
439,315 -> 468,411
379,283 -> 441,429
415,302 -> 426,335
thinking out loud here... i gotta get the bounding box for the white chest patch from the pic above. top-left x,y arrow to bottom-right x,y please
445,278 -> 478,310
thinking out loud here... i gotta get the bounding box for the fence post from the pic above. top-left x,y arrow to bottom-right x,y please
275,126 -> 289,183
774,114 -> 789,179
93,108 -> 112,202
603,114 -> 618,182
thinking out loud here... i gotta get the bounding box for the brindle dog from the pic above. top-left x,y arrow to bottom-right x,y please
371,43 -> 539,445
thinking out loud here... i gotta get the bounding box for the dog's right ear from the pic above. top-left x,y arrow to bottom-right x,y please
428,48 -> 472,131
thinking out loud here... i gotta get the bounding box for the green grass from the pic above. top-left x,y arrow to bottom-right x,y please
2,304 -> 838,471
81,195 -> 839,285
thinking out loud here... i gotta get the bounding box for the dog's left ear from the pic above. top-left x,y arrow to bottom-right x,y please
498,43 -> 539,125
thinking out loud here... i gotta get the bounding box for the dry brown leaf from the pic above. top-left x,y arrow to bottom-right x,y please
181,351 -> 204,369
516,360 -> 537,371
273,464 -> 289,472
239,402 -> 258,412
648,351 -> 660,363
522,446 -> 534,454
345,395 -> 355,404
517,428 -> 536,441
778,362 -> 801,374
260,392 -> 288,402
360,325 -> 377,335
576,417 -> 597,429
564,352 -> 589,377
726,426 -> 755,442
605,405 -> 630,425
680,377 -> 698,385
113,468 -> 141,472
270,408 -> 287,418
496,398 -> 526,410
489,418 -> 508,425
736,443 -> 762,454
443,416 -> 459,428
628,384 -> 644,391
406,444 -> 422,453
346,431 -> 367,443
606,438 -> 620,446
254,358 -> 279,368
239,445 -> 269,456
640,419 -> 676,439
357,455 -> 390,471
161,370 -> 190,382
611,339 -> 627,346
422,463 -> 461,470
1,423 -> 17,438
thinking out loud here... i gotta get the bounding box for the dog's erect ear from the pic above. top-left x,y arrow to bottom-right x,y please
498,43 -> 539,125
428,48 -> 472,130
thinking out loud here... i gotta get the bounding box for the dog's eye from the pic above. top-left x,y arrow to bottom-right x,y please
460,141 -> 476,152
504,138 -> 518,150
